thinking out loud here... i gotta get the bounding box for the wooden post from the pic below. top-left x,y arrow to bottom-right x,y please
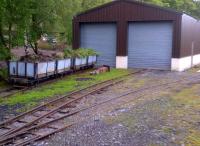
191,41 -> 194,67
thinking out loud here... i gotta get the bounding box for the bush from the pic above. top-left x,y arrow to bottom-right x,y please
73,48 -> 89,58
64,48 -> 74,58
0,68 -> 8,80
63,48 -> 99,58
86,48 -> 99,56
0,48 -> 10,61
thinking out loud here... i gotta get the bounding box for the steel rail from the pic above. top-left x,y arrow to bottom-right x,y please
0,79 -> 123,137
0,70 -> 142,127
0,70 -> 144,138
0,87 -> 13,93
0,69 -> 90,99
0,87 -> 28,98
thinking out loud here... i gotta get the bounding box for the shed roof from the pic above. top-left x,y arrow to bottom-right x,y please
75,0 -> 199,21
75,0 -> 182,17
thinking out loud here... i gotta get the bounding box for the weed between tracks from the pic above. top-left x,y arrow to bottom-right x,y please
169,84 -> 200,145
188,65 -> 200,73
0,69 -> 129,107
100,79 -> 200,145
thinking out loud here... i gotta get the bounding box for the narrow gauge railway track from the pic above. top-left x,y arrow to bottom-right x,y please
0,87 -> 13,93
0,77 -> 66,99
0,71 -> 199,146
0,70 -> 145,143
0,69 -> 144,126
0,68 -> 97,99
1,74 -> 200,146
0,87 -> 28,99
0,82 -> 174,146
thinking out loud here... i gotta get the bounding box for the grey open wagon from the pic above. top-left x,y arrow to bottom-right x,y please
8,56 -> 97,85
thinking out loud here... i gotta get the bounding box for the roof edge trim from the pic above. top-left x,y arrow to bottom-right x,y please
74,0 -> 183,18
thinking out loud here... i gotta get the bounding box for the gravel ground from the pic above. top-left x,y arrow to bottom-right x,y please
32,70 -> 200,146
0,95 -> 61,122
0,104 -> 23,121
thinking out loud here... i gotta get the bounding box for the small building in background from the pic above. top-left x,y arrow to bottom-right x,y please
73,0 -> 200,71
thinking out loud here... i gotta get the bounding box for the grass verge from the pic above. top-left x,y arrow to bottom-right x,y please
169,85 -> 200,145
0,69 -> 130,106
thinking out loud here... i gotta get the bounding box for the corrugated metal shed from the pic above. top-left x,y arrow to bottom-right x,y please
180,14 -> 200,57
73,0 -> 183,58
73,0 -> 200,71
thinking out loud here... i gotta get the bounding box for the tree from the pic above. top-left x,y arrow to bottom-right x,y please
0,0 -> 199,60
193,0 -> 200,18
0,1 -> 5,47
0,0 -> 58,56
25,0 -> 57,54
54,0 -> 111,45
139,0 -> 200,18
0,0 -> 29,59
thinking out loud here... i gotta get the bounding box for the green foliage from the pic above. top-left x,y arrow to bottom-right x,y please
54,0 -> 111,44
74,48 -> 89,58
74,48 -> 99,58
64,48 -> 74,58
0,80 -> 8,89
0,68 -> 8,79
25,0 -> 58,54
86,48 -> 100,56
0,0 -> 29,51
139,0 -> 200,18
64,48 -> 99,58
0,47 -> 10,61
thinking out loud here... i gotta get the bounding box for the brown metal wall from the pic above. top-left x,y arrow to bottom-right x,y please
195,21 -> 200,55
180,14 -> 200,57
73,0 -> 182,58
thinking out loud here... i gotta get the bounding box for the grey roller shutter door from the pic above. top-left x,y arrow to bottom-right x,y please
80,23 -> 117,67
128,22 -> 173,70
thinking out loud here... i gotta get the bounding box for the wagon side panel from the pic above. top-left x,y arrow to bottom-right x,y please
18,62 -> 26,77
57,60 -> 65,73
9,61 -> 17,76
47,61 -> 56,76
26,63 -> 35,78
37,62 -> 48,78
